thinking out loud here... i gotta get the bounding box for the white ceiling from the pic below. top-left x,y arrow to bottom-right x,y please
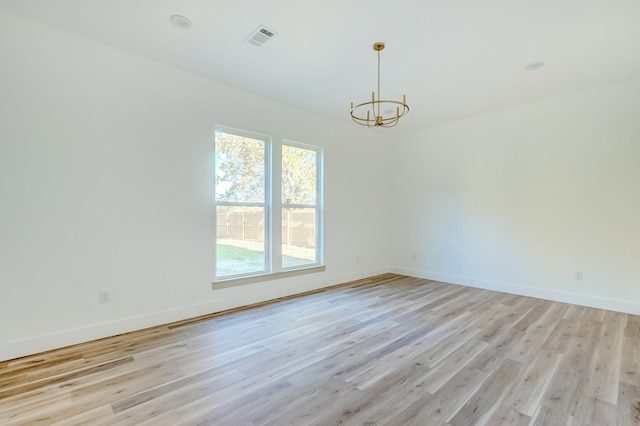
2,0 -> 640,132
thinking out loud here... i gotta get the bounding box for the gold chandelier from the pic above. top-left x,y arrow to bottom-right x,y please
350,42 -> 409,128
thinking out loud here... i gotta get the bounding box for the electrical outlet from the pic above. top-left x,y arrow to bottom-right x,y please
575,272 -> 583,281
356,255 -> 360,262
99,291 -> 110,304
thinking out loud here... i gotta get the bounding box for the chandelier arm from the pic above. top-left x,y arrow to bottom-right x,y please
371,92 -> 375,127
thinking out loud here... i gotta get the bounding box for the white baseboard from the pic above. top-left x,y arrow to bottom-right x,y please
389,266 -> 640,316
0,266 -> 388,362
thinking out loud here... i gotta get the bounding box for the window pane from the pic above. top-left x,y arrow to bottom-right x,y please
282,145 -> 316,205
216,206 -> 265,277
282,208 -> 316,268
215,131 -> 265,203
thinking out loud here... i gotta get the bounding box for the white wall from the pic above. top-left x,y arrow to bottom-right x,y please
390,77 -> 640,314
0,11 -> 391,361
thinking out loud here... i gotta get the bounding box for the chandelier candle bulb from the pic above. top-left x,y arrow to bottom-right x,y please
350,42 -> 410,128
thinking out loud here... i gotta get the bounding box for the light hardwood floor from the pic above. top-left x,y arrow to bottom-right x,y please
1,274 -> 640,425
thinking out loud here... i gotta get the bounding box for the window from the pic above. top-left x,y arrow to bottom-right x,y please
215,127 -> 269,278
214,126 -> 323,281
282,142 -> 322,269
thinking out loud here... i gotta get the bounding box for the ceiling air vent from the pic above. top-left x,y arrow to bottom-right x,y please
245,25 -> 276,47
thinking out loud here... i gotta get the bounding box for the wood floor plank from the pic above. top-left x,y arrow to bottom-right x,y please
0,391 -> 73,425
346,312 -> 482,391
621,337 -> 640,386
259,376 -> 351,425
0,374 -> 28,391
586,310 -> 625,404
0,356 -> 134,404
398,365 -> 492,425
50,404 -> 114,426
415,317 -> 482,368
321,363 -> 433,425
541,318 -> 602,417
510,299 -> 554,332
1,273 -> 639,425
6,362 -> 184,425
477,298 -> 532,344
108,368 -> 246,425
563,304 -> 587,321
485,404 -> 531,426
418,334 -> 489,394
531,405 -> 571,426
502,349 -> 562,417
1,353 -> 85,382
446,358 -> 523,425
304,360 -> 430,426
110,364 -> 242,414
178,379 -> 292,425
507,302 -> 568,363
541,317 -> 578,355
617,382 -> 640,426
572,394 -> 618,426
626,315 -> 640,339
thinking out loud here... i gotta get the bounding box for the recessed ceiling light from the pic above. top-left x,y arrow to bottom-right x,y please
170,15 -> 192,29
524,62 -> 544,71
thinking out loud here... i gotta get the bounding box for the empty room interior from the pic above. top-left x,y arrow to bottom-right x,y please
1,1 -> 640,425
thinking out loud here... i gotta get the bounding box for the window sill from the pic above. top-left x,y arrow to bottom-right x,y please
212,265 -> 326,290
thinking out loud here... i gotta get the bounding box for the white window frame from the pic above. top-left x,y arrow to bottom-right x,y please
281,140 -> 323,270
213,126 -> 324,287
214,125 -> 271,280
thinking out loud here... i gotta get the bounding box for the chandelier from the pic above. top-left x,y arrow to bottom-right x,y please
350,42 -> 409,128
